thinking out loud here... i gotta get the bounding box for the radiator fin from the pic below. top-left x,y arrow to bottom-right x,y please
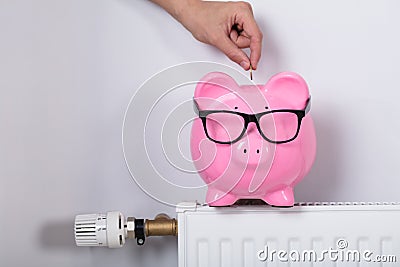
197,240 -> 209,267
243,240 -> 255,267
220,240 -> 232,267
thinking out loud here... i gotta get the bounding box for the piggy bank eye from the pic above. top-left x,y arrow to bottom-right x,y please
259,112 -> 299,143
205,113 -> 245,143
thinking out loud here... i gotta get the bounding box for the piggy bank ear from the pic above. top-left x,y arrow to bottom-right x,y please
265,72 -> 310,107
194,72 -> 238,100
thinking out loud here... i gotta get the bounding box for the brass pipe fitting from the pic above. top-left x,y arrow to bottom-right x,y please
145,213 -> 178,237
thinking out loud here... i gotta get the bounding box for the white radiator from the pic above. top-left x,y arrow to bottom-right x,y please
177,202 -> 400,267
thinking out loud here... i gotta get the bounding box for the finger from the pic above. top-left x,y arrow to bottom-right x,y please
213,35 -> 250,70
230,30 -> 251,48
229,29 -> 238,42
241,17 -> 263,69
232,24 -> 243,35
235,35 -> 251,49
249,30 -> 262,70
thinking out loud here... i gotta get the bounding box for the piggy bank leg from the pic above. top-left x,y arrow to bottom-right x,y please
206,188 -> 238,207
262,187 -> 294,207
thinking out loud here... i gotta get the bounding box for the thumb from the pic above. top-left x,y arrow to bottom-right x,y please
213,35 -> 250,70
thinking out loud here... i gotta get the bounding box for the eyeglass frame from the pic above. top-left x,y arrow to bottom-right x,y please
193,96 -> 311,145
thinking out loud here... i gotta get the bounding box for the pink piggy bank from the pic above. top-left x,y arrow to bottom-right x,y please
191,72 -> 316,207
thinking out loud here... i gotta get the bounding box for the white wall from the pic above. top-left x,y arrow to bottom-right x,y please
1,0 -> 400,266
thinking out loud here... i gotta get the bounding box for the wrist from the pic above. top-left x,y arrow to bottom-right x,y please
173,0 -> 202,23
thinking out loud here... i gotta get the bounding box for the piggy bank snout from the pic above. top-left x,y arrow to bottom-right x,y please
233,124 -> 272,165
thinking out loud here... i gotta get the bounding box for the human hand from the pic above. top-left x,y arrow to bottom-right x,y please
153,0 -> 263,70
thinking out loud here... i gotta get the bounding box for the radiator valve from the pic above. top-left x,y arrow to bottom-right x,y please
74,212 -> 177,248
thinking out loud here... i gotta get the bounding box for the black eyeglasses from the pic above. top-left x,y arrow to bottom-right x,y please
194,97 -> 311,144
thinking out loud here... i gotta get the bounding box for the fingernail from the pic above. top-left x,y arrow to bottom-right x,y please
240,61 -> 250,70
250,60 -> 257,70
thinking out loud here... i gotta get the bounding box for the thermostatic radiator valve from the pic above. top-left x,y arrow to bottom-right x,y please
74,212 -> 177,248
